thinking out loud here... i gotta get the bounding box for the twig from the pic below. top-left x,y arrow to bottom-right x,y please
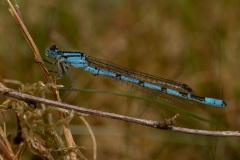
0,85 -> 177,128
1,86 -> 240,137
170,127 -> 240,136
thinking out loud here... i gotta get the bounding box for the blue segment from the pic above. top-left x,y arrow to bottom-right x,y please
71,63 -> 86,68
84,66 -> 99,75
65,57 -> 84,64
46,45 -> 227,108
143,82 -> 162,90
166,88 -> 182,96
98,69 -> 117,77
120,75 -> 139,84
205,97 -> 225,107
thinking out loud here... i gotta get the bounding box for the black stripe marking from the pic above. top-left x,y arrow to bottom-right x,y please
138,81 -> 144,86
116,73 -> 121,79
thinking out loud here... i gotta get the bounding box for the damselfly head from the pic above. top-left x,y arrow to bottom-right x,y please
46,45 -> 59,58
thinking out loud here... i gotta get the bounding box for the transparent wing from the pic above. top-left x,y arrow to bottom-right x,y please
86,56 -> 194,94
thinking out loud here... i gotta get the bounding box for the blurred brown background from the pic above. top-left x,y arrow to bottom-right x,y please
0,0 -> 239,159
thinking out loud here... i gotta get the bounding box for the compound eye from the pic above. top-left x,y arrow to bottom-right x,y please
50,45 -> 59,52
